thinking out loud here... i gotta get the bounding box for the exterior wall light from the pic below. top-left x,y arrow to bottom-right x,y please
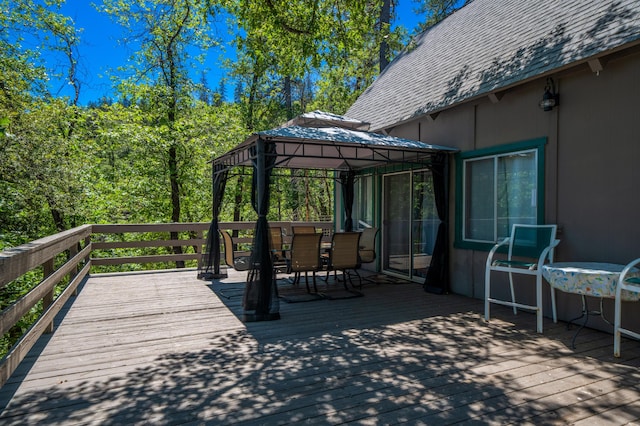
539,77 -> 559,111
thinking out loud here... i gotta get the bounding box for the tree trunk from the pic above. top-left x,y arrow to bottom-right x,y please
169,144 -> 185,268
284,75 -> 293,120
233,175 -> 244,239
47,197 -> 66,233
379,0 -> 391,73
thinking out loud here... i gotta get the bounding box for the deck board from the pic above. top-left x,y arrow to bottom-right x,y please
1,269 -> 640,425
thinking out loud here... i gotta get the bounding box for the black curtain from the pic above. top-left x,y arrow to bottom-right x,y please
242,138 -> 280,321
340,170 -> 355,232
424,153 -> 449,294
198,163 -> 228,280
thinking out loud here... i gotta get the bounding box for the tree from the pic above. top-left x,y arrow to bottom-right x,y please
224,1 -> 406,220
214,77 -> 226,106
226,1 -> 403,116
0,0 -> 87,234
414,0 -> 473,31
102,0 -> 222,266
197,71 -> 211,105
379,0 -> 392,72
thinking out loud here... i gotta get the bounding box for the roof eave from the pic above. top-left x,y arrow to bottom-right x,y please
374,39 -> 640,134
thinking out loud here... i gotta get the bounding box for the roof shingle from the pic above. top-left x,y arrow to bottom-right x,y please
346,0 -> 640,131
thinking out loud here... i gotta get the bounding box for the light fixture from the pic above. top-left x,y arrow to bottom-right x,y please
539,77 -> 559,111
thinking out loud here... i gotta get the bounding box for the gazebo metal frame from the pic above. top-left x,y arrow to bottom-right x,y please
201,112 -> 458,322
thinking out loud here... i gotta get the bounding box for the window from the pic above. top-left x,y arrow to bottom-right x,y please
455,138 -> 546,250
353,174 -> 374,228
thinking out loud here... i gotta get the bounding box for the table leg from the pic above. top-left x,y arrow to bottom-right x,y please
598,297 -> 612,326
566,295 -> 589,349
567,296 -> 611,349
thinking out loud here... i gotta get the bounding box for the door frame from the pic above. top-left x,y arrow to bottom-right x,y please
381,168 -> 436,283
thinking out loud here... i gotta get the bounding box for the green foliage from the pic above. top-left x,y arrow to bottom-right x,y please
0,252 -> 70,359
226,0 -> 406,122
101,0 -> 220,98
0,0 -> 458,361
79,99 -> 245,225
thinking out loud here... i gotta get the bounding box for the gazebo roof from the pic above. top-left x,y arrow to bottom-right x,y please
281,110 -> 371,131
212,121 -> 458,173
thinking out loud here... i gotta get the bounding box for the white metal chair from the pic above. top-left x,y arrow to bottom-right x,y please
485,224 -> 560,333
614,258 -> 640,357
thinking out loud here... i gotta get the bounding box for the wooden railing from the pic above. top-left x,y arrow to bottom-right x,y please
0,220 -> 333,386
90,222 -> 211,267
0,225 -> 92,387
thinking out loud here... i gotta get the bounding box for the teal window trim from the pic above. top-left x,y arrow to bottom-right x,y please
454,137 -> 547,252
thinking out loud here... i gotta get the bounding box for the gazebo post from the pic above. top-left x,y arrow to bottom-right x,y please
198,162 -> 228,280
242,138 -> 280,321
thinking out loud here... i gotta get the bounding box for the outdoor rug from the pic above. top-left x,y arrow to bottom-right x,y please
277,274 -> 363,303
359,273 -> 415,286
207,282 -> 246,300
208,272 -> 411,303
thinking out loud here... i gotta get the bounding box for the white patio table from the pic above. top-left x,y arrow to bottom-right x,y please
542,262 -> 640,348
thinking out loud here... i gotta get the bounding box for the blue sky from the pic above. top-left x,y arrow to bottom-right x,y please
52,1 -> 427,105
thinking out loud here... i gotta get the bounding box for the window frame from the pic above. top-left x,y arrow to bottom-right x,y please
353,173 -> 375,229
454,138 -> 547,251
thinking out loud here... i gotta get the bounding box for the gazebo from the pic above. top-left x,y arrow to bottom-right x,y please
200,111 -> 458,322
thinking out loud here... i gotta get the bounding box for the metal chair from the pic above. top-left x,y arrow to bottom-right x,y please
614,258 -> 640,357
287,233 -> 323,293
359,227 -> 379,264
221,230 -> 252,272
326,232 -> 363,289
292,225 -> 316,234
269,226 -> 288,274
485,224 -> 560,333
358,227 -> 380,284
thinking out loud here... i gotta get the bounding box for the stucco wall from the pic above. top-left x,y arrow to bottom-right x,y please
387,49 -> 640,328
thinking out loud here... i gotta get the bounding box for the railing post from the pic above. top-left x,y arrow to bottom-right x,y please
43,259 -> 55,333
84,235 -> 91,272
69,243 -> 79,296
195,230 -> 203,270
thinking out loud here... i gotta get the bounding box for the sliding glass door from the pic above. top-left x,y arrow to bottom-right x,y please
382,169 -> 438,281
382,173 -> 411,276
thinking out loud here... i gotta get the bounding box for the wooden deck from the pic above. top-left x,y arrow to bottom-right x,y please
1,268 -> 640,425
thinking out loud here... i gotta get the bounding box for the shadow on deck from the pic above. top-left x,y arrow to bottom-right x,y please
1,268 -> 639,425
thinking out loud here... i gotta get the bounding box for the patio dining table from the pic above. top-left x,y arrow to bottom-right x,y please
542,262 -> 640,348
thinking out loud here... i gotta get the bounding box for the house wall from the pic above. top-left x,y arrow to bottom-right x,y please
387,49 -> 640,330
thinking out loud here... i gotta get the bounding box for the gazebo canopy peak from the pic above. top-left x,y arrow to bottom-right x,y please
281,110 -> 371,131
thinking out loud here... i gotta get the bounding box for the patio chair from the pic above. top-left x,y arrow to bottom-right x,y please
269,226 -> 288,274
484,224 -> 560,333
614,258 -> 640,357
221,230 -> 252,272
287,232 -> 323,293
326,232 -> 363,290
292,225 -> 317,234
358,227 -> 380,284
359,227 -> 379,264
